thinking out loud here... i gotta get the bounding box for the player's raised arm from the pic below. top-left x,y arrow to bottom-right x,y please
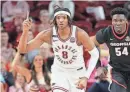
77,27 -> 99,79
18,11 -> 31,53
18,11 -> 51,54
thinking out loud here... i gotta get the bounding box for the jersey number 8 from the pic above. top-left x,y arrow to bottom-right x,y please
62,51 -> 68,59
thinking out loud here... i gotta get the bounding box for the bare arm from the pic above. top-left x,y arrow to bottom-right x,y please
18,18 -> 52,53
77,27 -> 99,79
90,36 -> 100,47
18,12 -> 52,53
26,30 -> 52,52
77,27 -> 95,51
11,52 -> 31,83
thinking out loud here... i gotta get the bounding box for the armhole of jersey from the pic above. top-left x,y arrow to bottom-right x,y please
74,26 -> 82,46
72,25 -> 76,37
53,26 -> 56,36
52,26 -> 56,44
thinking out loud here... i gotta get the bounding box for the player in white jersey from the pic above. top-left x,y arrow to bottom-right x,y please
18,7 -> 99,92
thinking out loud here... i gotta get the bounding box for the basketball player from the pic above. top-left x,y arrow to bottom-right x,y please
18,7 -> 99,92
91,7 -> 130,92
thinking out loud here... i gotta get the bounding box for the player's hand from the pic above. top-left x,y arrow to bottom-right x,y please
76,77 -> 88,89
22,11 -> 32,32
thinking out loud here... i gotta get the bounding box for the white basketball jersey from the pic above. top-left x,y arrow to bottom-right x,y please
52,25 -> 85,69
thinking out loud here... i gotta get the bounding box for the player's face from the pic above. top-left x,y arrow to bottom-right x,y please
33,55 -> 43,68
112,14 -> 128,34
56,14 -> 69,30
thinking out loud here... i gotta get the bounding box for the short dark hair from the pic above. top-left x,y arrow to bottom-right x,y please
111,7 -> 128,19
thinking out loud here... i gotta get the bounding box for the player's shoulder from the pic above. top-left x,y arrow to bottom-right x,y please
97,26 -> 111,35
75,26 -> 84,31
75,26 -> 88,36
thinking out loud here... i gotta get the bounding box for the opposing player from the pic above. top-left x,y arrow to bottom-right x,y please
18,7 -> 99,92
91,7 -> 130,92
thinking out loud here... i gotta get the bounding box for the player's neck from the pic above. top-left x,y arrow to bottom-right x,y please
58,26 -> 71,35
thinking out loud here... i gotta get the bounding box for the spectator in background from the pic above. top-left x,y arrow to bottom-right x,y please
49,0 -> 75,19
12,53 -> 51,91
1,30 -> 15,62
0,57 -> 8,92
74,2 -> 93,21
88,67 -> 110,92
8,12 -> 25,45
39,43 -> 53,60
2,1 -> 29,23
86,6 -> 105,21
0,74 -> 8,92
0,56 -> 14,87
13,12 -> 25,33
9,73 -> 29,92
124,1 -> 130,20
2,2 -> 27,45
1,30 -> 9,48
38,9 -> 52,32
30,19 -> 40,37
40,43 -> 54,73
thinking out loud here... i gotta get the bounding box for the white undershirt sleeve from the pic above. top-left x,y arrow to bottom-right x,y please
85,47 -> 99,79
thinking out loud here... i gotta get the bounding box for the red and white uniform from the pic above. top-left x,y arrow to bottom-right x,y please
51,25 -> 86,92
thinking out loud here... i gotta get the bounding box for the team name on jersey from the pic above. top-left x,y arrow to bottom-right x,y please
54,44 -> 78,64
56,55 -> 77,64
54,44 -> 77,53
110,42 -> 130,46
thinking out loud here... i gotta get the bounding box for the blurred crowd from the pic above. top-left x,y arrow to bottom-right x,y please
0,0 -> 130,92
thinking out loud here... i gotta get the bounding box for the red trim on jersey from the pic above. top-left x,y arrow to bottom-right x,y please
112,79 -> 127,89
111,23 -> 128,40
52,86 -> 69,92
110,68 -> 127,89
56,26 -> 72,42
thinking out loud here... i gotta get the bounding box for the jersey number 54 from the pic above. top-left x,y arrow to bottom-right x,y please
115,47 -> 129,56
